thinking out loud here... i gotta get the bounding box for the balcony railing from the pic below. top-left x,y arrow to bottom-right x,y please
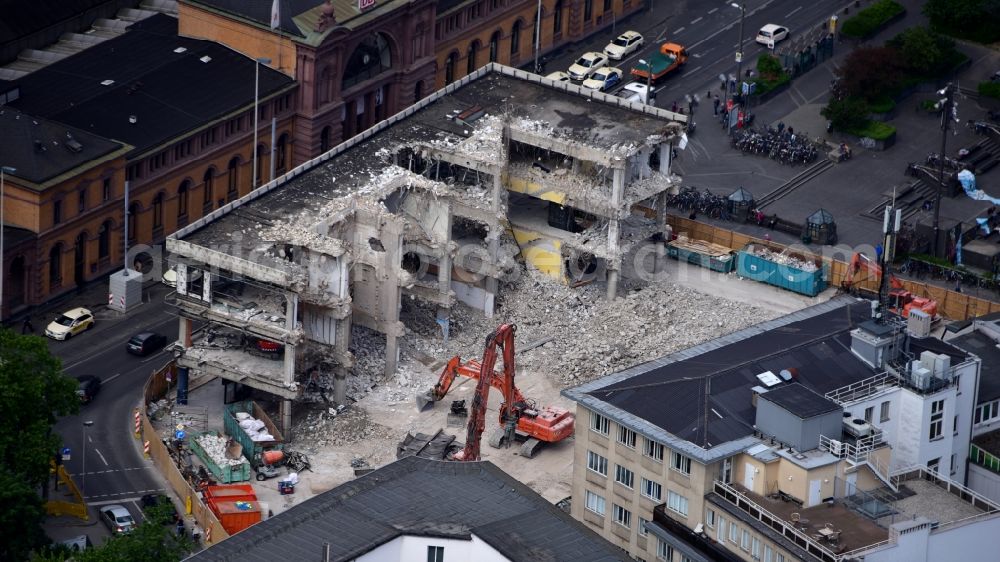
970,443 -> 1000,475
825,372 -> 898,405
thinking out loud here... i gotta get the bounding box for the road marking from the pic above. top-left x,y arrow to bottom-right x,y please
87,490 -> 167,505
689,65 -> 703,74
103,373 -> 122,385
78,466 -> 158,476
690,17 -> 702,25
708,7 -> 718,14
94,448 -> 109,467
788,6 -> 802,16
674,26 -> 685,34
140,349 -> 170,364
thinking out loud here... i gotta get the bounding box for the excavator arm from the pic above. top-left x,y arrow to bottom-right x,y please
416,355 -> 527,411
844,252 -> 903,290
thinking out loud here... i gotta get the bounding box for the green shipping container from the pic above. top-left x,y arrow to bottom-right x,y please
667,243 -> 736,273
224,400 -> 284,468
736,245 -> 827,297
189,431 -> 251,484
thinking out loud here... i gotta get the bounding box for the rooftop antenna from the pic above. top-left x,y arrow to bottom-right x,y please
876,190 -> 901,324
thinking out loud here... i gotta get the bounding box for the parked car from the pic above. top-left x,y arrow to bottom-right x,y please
45,307 -> 94,340
544,71 -> 570,82
567,52 -> 608,81
76,375 -> 102,404
755,24 -> 789,47
127,332 -> 168,356
618,82 -> 656,104
582,67 -> 624,91
99,505 -> 135,535
59,535 -> 92,552
604,30 -> 644,60
162,265 -> 202,288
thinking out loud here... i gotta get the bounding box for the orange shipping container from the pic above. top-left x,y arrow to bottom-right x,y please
204,484 -> 257,504
208,499 -> 262,535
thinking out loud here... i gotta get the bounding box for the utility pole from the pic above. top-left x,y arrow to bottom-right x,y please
730,3 -> 746,131
932,84 -> 955,257
533,0 -> 543,73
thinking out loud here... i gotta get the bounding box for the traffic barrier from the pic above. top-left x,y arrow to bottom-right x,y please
143,440 -> 150,458
134,409 -> 141,437
108,293 -> 113,305
205,526 -> 211,544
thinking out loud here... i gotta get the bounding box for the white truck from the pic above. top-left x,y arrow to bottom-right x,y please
618,83 -> 656,104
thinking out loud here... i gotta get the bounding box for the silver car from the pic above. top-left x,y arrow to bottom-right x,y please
100,504 -> 136,535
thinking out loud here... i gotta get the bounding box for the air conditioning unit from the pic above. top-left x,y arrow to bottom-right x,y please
843,418 -> 872,438
827,439 -> 844,456
911,365 -> 932,390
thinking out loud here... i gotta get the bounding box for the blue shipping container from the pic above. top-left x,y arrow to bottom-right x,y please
736,247 -> 827,297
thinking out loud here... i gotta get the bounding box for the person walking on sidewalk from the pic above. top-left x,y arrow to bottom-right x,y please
713,94 -> 720,115
21,317 -> 34,334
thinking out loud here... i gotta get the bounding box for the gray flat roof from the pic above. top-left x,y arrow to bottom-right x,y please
760,383 -> 841,418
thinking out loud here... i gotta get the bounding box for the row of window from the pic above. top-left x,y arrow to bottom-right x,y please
584,487 -> 689,520
590,412 -> 690,474
705,508 -> 786,562
51,178 -> 114,227
976,399 -> 999,425
438,0 -> 512,39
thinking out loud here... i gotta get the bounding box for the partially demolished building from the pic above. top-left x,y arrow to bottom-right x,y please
165,64 -> 687,436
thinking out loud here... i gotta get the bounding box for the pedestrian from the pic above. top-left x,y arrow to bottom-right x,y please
687,100 -> 694,114
21,317 -> 34,334
954,282 -> 962,294
706,89 -> 712,99
713,95 -> 720,115
176,518 -> 185,538
777,121 -> 785,134
671,101 -> 678,113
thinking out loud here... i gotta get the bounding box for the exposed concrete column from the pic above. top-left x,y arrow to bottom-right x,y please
382,226 -> 404,377
653,191 -> 668,275
281,399 -> 293,441
484,170 -> 505,317
333,315 -> 352,406
607,165 -> 626,299
285,292 -> 298,331
179,316 -> 192,348
283,343 -> 296,385
659,143 -> 672,174
437,204 -> 453,323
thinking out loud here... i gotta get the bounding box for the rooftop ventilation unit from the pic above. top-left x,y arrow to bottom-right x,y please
173,47 -> 187,53
756,371 -> 782,387
64,133 -> 83,153
200,56 -> 212,63
100,79 -> 114,86
843,417 -> 872,438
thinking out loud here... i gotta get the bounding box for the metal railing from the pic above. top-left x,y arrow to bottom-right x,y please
825,372 -> 898,405
819,433 -> 895,491
970,443 -> 1000,475
891,466 -> 1000,519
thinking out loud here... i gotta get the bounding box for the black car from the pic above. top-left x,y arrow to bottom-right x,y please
127,332 -> 168,356
76,375 -> 101,404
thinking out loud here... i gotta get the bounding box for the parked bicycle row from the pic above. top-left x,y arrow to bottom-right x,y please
898,258 -> 998,292
730,127 -> 820,166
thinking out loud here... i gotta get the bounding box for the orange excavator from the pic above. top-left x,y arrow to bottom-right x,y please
417,323 -> 575,460
842,252 -> 938,318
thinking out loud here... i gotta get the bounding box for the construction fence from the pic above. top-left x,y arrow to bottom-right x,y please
142,362 -> 228,546
666,216 -> 1000,321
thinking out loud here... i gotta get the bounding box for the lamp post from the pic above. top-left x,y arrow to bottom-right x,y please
932,83 -> 955,257
731,3 -> 746,111
638,59 -> 653,105
81,420 -> 94,498
252,57 -> 273,189
0,165 -> 15,318
533,0 -> 543,73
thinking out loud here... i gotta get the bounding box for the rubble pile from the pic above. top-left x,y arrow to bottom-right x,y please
749,246 -> 819,272
403,268 -> 778,384
195,433 -> 244,467
291,405 -> 395,449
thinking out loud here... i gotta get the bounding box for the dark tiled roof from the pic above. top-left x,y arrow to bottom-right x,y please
185,456 -> 627,562
0,0 -> 112,47
0,106 -> 126,186
759,383 -> 841,418
6,14 -> 294,155
185,0 -> 320,36
951,331 -> 1000,403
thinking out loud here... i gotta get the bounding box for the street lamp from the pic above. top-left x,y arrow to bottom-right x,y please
533,0 -> 543,73
252,57 -> 273,189
638,59 -> 653,105
731,2 -> 746,116
0,165 -> 15,319
81,421 -> 94,498
932,84 -> 955,256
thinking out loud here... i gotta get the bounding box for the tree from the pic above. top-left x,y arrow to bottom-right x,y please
0,328 -> 78,561
924,0 -> 1000,42
822,97 -> 871,132
888,27 -> 954,77
835,46 -> 905,102
75,502 -> 191,562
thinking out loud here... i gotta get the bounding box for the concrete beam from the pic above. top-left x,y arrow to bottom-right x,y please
176,356 -> 299,399
167,239 -> 292,286
171,296 -> 302,345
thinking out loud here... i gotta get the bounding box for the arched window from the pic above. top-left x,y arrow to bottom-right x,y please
152,192 -> 164,229
511,21 -> 521,55
467,41 -> 479,75
445,52 -> 458,84
414,81 -> 424,102
320,126 -> 332,153
584,0 -> 593,21
553,0 -> 563,35
227,156 -> 240,200
203,168 -> 215,205
98,220 -> 112,259
342,33 -> 392,90
319,67 -> 332,103
178,180 -> 190,218
489,31 -> 501,62
49,243 -> 63,285
276,134 -> 289,174
255,144 -> 267,186
128,203 -> 139,243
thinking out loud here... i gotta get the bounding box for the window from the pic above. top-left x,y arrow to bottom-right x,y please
467,41 -> 478,74
721,457 -> 733,483
864,406 -> 874,423
276,133 -> 288,174
667,491 -> 688,516
102,178 -> 111,202
152,192 -> 164,229
553,0 -> 563,34
77,190 -> 86,213
584,0 -> 593,21
203,168 -> 215,205
880,400 -> 891,422
604,0 -> 612,10
752,536 -> 761,558
98,220 -> 111,259
930,399 -> 944,440
177,180 -> 189,218
764,544 -> 774,562
489,31 -> 500,62
201,127 -> 218,148
49,243 -> 63,284
976,401 -> 999,425
127,203 -> 138,243
951,453 -> 957,474
928,457 -> 940,474
777,554 -> 786,562
617,425 -> 636,448
644,438 -> 664,461
510,21 -> 521,54
174,139 -> 192,160
641,477 -> 661,501
427,545 -> 444,562
591,412 -> 609,435
53,200 -> 62,225
587,451 -> 608,476
585,490 -> 605,515
227,157 -> 240,200
656,539 -> 673,561
741,529 -> 751,551
612,503 -> 631,528
615,464 -> 634,488
638,517 -> 649,536
728,521 -> 738,543
671,452 -> 691,475
954,415 -> 959,435
717,516 -> 725,542
706,508 -> 716,528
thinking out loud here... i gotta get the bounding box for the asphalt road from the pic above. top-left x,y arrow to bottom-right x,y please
45,283 -> 177,544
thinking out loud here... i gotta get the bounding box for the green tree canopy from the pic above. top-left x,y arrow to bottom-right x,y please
75,502 -> 191,562
0,329 -> 78,561
924,0 -> 1000,42
887,27 -> 956,77
835,46 -> 905,102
